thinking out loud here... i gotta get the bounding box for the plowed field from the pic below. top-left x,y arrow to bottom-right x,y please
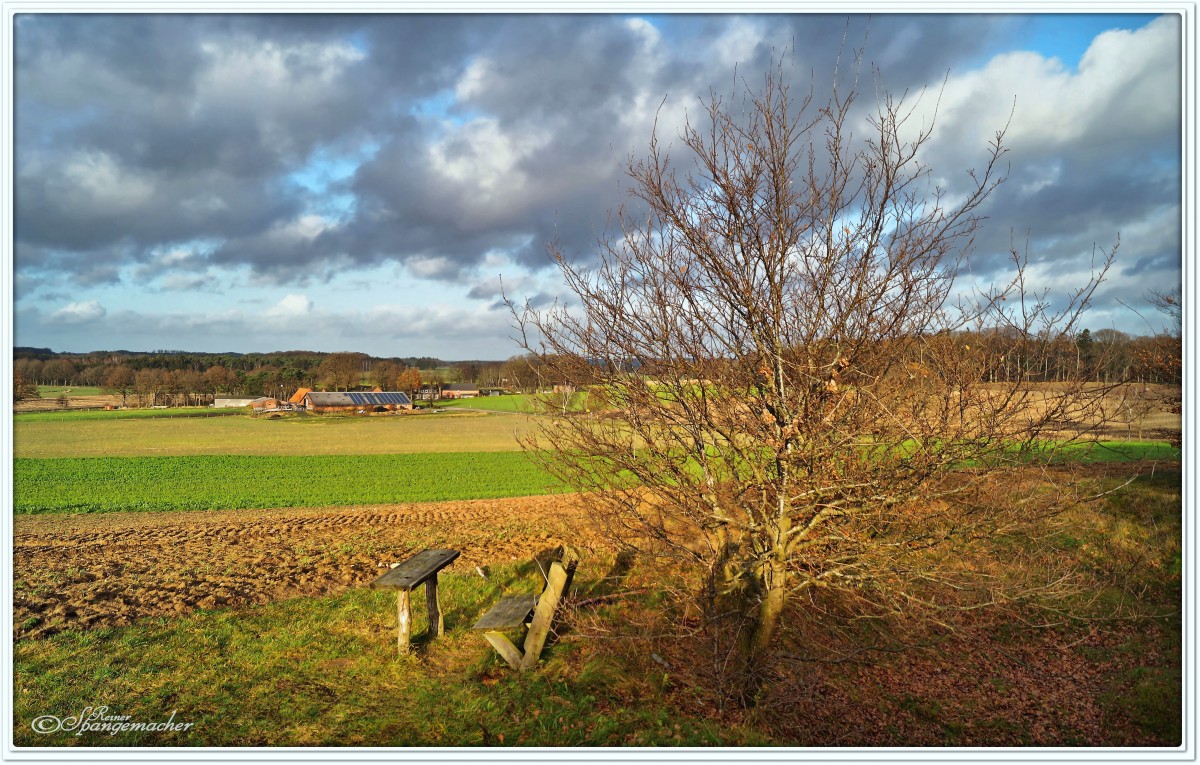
13,495 -> 606,640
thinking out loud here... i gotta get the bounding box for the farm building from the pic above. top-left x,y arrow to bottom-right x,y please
303,391 -> 413,413
440,383 -> 480,399
288,387 -> 313,404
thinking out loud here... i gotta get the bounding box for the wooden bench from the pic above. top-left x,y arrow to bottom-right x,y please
472,546 -> 579,671
369,548 -> 460,655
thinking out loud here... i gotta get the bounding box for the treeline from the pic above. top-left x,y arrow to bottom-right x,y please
949,327 -> 1181,386
12,326 -> 1181,407
11,348 -> 556,405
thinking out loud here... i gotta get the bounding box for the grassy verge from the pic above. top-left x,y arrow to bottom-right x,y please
15,453 -> 568,514
12,563 -> 761,747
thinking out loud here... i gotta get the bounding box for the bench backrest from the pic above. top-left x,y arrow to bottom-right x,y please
521,549 -> 578,669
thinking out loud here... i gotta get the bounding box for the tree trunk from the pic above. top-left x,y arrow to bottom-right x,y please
729,554 -> 788,706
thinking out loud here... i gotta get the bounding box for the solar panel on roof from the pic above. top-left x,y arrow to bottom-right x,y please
349,393 -> 363,405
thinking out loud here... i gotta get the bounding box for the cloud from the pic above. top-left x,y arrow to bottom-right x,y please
264,294 -> 314,318
47,300 -> 107,324
12,13 -> 1181,352
19,296 -> 519,358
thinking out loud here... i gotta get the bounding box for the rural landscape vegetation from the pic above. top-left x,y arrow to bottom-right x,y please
10,21 -> 1185,754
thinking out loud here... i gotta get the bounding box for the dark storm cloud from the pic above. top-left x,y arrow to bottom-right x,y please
14,13 -> 507,291
13,12 -> 1181,311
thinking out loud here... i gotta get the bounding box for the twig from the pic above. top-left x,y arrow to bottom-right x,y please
572,587 -> 653,608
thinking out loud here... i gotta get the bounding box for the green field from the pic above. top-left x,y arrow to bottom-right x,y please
14,411 -> 539,458
14,452 -> 567,514
442,392 -> 592,413
441,394 -> 535,412
35,385 -> 108,398
1051,440 -> 1182,463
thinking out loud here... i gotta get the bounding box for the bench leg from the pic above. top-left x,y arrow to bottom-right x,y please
482,631 -> 524,670
396,590 -> 411,655
425,576 -> 444,638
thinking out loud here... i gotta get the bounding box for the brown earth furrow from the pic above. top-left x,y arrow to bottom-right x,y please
14,494 -> 605,640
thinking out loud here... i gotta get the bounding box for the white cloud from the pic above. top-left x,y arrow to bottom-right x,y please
454,56 -> 490,102
911,15 -> 1179,157
711,18 -> 766,70
47,300 -> 106,324
427,117 -> 543,205
264,294 -> 314,318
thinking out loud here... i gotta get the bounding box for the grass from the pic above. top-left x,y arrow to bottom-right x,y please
36,385 -> 109,397
441,393 -> 593,413
15,407 -> 243,422
14,453 -> 569,515
1048,440 -> 1182,463
440,395 -> 536,413
14,411 -> 540,458
12,563 -> 763,747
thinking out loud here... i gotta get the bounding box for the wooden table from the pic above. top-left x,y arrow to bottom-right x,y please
369,548 -> 460,655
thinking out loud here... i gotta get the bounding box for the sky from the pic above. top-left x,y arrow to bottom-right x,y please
8,9 -> 1184,360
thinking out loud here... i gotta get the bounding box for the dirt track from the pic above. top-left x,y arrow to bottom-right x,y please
14,495 -> 605,640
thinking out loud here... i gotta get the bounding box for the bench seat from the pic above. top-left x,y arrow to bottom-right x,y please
472,594 -> 538,631
370,549 -> 460,592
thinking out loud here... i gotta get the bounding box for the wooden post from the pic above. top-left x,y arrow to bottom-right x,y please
396,590 -> 411,655
520,561 -> 568,671
425,576 -> 443,637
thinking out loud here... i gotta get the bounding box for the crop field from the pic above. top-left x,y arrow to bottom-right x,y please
14,410 -> 540,457
15,453 -> 567,514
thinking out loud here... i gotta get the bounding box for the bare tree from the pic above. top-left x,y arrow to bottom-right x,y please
512,60 -> 1116,702
371,360 -> 402,391
13,369 -> 40,402
105,365 -> 136,408
318,352 -> 368,391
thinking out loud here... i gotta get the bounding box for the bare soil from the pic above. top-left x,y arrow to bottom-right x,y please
14,394 -> 123,412
13,495 -> 607,640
